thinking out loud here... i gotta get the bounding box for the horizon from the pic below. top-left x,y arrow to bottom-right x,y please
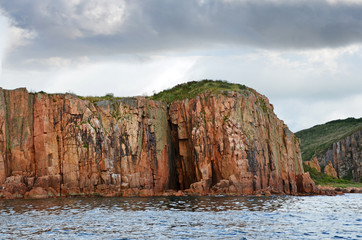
1,0 -> 362,132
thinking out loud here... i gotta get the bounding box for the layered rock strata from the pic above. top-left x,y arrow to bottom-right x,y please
0,87 -> 316,199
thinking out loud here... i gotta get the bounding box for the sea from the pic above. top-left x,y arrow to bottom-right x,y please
0,194 -> 361,239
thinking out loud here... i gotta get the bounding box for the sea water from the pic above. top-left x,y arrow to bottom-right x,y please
0,194 -> 361,239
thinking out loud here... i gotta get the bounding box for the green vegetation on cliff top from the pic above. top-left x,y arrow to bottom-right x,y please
78,93 -> 136,103
295,117 -> 362,162
76,80 -> 248,103
150,80 -> 248,103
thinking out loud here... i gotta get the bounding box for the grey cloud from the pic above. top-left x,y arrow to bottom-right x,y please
2,0 -> 362,65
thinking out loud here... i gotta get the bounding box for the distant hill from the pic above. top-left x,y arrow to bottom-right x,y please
295,117 -> 362,162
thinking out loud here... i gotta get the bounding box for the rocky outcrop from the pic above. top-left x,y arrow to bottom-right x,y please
168,91 -> 316,196
318,130 -> 362,182
305,157 -> 321,172
0,87 -> 317,199
296,172 -> 318,194
324,161 -> 337,178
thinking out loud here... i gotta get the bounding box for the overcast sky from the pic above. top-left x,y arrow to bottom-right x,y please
1,0 -> 362,132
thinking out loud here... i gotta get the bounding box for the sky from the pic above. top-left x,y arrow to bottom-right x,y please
1,0 -> 362,132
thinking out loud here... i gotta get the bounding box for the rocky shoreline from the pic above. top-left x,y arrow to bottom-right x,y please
2,184 -> 360,200
317,186 -> 362,195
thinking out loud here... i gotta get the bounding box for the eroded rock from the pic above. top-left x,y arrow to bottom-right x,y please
324,161 -> 338,178
0,87 -> 318,198
305,157 -> 321,172
317,130 -> 362,181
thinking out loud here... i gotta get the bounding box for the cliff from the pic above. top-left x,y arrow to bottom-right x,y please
296,118 -> 362,182
318,130 -> 362,182
0,81 -> 317,199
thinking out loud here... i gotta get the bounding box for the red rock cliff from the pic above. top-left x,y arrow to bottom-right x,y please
0,87 -> 316,198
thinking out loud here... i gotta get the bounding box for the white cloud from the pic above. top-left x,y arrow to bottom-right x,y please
3,0 -> 362,64
0,14 -> 8,81
300,45 -> 361,73
6,26 -> 37,50
24,56 -> 90,69
0,13 -> 36,53
59,0 -> 127,37
326,0 -> 362,5
273,94 -> 362,132
2,55 -> 199,97
20,0 -> 127,39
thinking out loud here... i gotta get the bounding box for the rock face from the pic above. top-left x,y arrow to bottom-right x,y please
305,157 -> 321,172
318,130 -> 362,182
324,162 -> 337,178
0,87 -> 316,198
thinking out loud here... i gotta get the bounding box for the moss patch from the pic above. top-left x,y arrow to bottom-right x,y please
257,97 -> 268,113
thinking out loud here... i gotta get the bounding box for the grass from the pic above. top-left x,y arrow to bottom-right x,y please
295,117 -> 362,162
304,164 -> 362,188
52,80 -> 248,104
78,93 -> 136,103
150,79 -> 248,103
77,80 -> 247,104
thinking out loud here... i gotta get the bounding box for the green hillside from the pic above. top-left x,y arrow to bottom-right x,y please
150,79 -> 248,103
295,117 -> 362,162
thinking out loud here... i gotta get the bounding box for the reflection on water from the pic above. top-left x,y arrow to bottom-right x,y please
0,195 -> 295,213
0,194 -> 361,239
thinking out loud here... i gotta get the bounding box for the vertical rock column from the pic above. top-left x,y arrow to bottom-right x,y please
0,88 -> 35,196
33,93 -> 62,194
168,91 -> 314,195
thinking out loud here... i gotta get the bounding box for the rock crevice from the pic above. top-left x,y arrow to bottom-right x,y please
317,130 -> 362,181
0,88 -> 316,198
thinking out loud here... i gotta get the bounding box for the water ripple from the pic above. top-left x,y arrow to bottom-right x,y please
0,194 -> 361,239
